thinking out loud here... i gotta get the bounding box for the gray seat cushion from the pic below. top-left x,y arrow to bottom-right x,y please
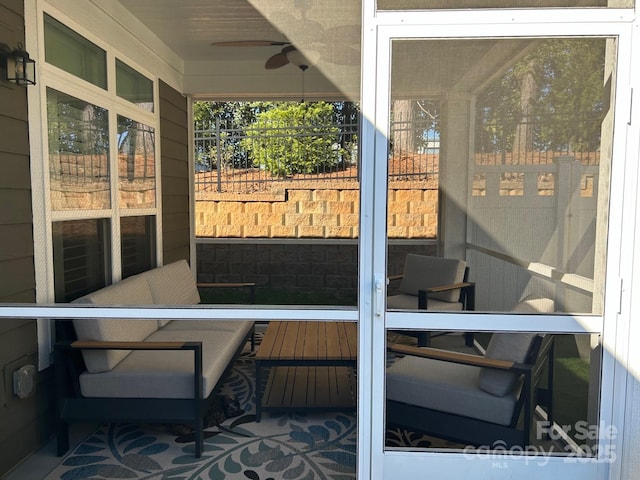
72,274 -> 158,373
143,260 -> 201,327
79,329 -> 243,399
160,319 -> 254,338
144,259 -> 201,305
386,355 -> 517,426
478,294 -> 555,397
396,255 -> 466,304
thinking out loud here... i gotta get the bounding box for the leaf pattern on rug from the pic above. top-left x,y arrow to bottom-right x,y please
50,356 -> 357,480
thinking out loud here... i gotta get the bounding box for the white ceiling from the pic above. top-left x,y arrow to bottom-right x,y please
117,0 -> 360,66
114,0 -> 534,100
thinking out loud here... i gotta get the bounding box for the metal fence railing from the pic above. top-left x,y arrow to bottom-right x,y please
474,111 -> 603,166
195,118 -> 360,193
194,110 -> 601,194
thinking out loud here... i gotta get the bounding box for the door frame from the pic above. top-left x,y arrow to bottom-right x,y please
358,4 -> 636,479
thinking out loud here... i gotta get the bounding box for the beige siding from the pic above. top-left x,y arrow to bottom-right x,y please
0,1 -> 55,476
159,80 -> 191,264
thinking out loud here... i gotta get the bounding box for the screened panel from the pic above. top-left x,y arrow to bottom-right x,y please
44,13 -> 107,89
385,330 -> 601,456
117,115 -> 156,209
47,88 -> 111,211
378,0 -> 633,9
386,37 -> 613,315
116,59 -> 154,112
383,36 -> 613,457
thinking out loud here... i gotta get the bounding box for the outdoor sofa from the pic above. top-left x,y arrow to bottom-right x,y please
54,259 -> 254,458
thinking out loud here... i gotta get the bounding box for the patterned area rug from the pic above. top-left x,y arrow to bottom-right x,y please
45,349 -> 358,480
45,333 -> 463,480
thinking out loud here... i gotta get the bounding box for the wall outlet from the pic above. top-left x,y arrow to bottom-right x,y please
12,364 -> 36,399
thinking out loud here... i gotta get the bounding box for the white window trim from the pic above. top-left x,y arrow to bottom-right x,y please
26,1 -> 163,369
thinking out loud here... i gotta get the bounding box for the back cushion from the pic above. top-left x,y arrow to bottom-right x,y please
143,260 -> 201,327
399,255 -> 466,303
478,295 -> 555,397
72,274 -> 158,373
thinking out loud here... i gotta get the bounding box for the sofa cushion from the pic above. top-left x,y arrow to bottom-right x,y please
386,355 -> 517,426
72,274 -> 158,373
143,260 -> 201,327
79,329 -> 243,399
145,260 -> 201,305
160,319 -> 254,339
398,255 -> 466,304
478,295 -> 555,397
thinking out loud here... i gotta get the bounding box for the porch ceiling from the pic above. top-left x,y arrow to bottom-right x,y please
114,0 -> 535,99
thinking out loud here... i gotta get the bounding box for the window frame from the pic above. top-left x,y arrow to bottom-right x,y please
28,5 -> 162,369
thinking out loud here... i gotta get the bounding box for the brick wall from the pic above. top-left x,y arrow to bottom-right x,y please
196,241 -> 437,301
195,184 -> 438,299
195,185 -> 438,239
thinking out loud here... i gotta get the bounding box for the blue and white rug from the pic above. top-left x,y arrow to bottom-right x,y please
45,353 -> 358,480
45,332 -> 459,480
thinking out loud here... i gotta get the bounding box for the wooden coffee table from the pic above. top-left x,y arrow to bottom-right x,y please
254,321 -> 357,421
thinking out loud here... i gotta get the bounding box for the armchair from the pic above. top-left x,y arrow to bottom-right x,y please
387,254 -> 476,346
385,295 -> 555,449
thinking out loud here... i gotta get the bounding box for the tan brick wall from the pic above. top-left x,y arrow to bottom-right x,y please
195,185 -> 438,239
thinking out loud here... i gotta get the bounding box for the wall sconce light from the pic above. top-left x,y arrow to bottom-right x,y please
0,42 -> 36,86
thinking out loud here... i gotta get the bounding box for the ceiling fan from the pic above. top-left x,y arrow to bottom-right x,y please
211,36 -> 358,70
211,2 -> 360,72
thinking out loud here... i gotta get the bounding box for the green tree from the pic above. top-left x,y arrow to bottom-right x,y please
242,102 -> 343,177
476,38 -> 606,160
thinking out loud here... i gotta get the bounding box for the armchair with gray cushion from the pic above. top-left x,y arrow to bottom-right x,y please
387,254 -> 476,346
386,295 -> 555,449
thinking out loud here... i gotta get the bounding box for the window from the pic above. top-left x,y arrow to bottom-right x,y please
42,12 -> 159,300
117,115 -> 156,209
52,219 -> 111,302
44,13 -> 107,89
116,59 -> 154,112
121,216 -> 156,279
47,88 -> 111,211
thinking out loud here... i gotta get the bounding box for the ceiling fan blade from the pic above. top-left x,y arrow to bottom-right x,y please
265,52 -> 290,69
322,24 -> 360,46
211,40 -> 290,47
321,44 -> 360,66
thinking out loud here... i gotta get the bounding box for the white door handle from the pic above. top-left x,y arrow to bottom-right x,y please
374,275 -> 385,317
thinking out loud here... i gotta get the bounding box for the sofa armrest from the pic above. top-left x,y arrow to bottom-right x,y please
68,340 -> 200,350
388,343 -> 528,372
418,281 -> 475,310
55,340 -> 204,400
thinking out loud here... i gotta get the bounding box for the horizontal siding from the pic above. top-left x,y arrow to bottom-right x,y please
161,175 -> 190,196
0,224 -> 34,261
0,189 -> 32,224
0,152 -> 32,189
0,112 -> 29,153
0,1 -> 52,476
0,257 -> 35,298
159,80 -> 190,265
163,211 -> 190,231
160,136 -> 190,164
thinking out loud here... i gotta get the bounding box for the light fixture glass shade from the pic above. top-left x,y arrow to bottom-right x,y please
6,46 -> 36,86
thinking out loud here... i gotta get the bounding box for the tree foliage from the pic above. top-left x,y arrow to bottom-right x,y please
476,38 -> 606,156
193,100 -> 358,177
242,102 -> 343,177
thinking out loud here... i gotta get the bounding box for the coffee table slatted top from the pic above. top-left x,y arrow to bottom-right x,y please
255,321 -> 357,362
